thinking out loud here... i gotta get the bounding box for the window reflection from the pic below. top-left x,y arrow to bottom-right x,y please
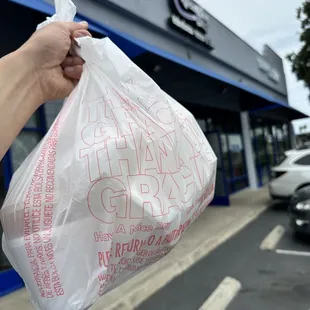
252,121 -> 292,186
45,100 -> 64,129
196,119 -> 207,133
221,134 -> 230,179
206,118 -> 214,131
227,134 -> 245,177
11,132 -> 41,171
25,112 -> 39,128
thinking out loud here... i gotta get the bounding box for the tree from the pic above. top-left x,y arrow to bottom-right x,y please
287,1 -> 310,98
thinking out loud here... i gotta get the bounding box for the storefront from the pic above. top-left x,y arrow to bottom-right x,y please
2,0 -> 306,199
0,0 -> 307,295
2,0 -> 307,201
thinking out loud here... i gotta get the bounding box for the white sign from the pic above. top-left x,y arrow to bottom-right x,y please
176,0 -> 210,23
257,57 -> 280,83
170,0 -> 213,49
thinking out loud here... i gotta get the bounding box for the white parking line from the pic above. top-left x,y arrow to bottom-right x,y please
276,249 -> 310,257
260,225 -> 285,251
198,277 -> 241,310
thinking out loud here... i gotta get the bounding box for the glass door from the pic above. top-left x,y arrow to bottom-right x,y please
205,131 -> 230,206
276,124 -> 286,159
254,125 -> 272,186
271,124 -> 287,165
226,133 -> 248,193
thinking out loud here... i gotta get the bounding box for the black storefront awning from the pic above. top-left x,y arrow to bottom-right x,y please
249,103 -> 308,122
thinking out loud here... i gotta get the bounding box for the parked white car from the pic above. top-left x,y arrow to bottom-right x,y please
269,149 -> 310,200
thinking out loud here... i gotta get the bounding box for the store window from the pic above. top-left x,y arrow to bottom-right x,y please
255,126 -> 271,185
276,125 -> 285,158
265,126 -> 274,168
45,100 -> 64,129
252,121 -> 292,186
225,133 -> 247,193
250,118 -> 275,186
11,132 -> 42,171
282,124 -> 290,151
204,131 -> 229,203
271,125 -> 280,164
25,112 -> 39,128
220,134 -> 230,179
227,134 -> 246,177
196,119 -> 207,133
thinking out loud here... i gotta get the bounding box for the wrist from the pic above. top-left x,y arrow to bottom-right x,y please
14,46 -> 45,108
0,48 -> 44,158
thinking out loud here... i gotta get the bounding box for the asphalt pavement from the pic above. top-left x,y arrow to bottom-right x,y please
136,202 -> 310,310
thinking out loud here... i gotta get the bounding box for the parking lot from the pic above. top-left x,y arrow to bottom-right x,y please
276,227 -> 310,257
1,191 -> 309,310
137,201 -> 310,310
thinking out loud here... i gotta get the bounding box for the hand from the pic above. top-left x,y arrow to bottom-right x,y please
20,21 -> 91,104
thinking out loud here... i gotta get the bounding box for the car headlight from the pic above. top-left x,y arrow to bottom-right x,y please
296,200 -> 310,210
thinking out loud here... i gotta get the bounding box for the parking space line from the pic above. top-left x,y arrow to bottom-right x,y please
198,277 -> 241,310
260,225 -> 285,251
276,249 -> 310,257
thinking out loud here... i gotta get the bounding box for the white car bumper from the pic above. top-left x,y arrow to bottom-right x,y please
269,177 -> 295,199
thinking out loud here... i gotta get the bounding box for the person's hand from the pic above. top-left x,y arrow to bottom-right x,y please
20,21 -> 91,104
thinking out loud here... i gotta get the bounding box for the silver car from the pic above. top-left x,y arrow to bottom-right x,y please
269,149 -> 310,200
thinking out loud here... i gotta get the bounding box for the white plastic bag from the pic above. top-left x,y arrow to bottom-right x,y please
0,0 -> 217,309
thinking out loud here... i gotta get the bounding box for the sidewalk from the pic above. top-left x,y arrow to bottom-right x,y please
0,188 -> 270,310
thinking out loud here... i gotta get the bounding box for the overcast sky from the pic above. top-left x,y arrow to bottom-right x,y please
195,0 -> 310,132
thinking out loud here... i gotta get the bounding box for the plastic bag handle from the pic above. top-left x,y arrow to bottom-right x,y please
37,0 -> 76,30
37,0 -> 106,68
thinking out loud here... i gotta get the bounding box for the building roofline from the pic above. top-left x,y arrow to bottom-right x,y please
195,1 -> 278,60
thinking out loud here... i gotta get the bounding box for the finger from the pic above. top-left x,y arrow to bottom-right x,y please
61,56 -> 84,68
64,65 -> 83,80
63,21 -> 88,34
69,30 -> 92,56
69,42 -> 78,57
73,30 -> 92,39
